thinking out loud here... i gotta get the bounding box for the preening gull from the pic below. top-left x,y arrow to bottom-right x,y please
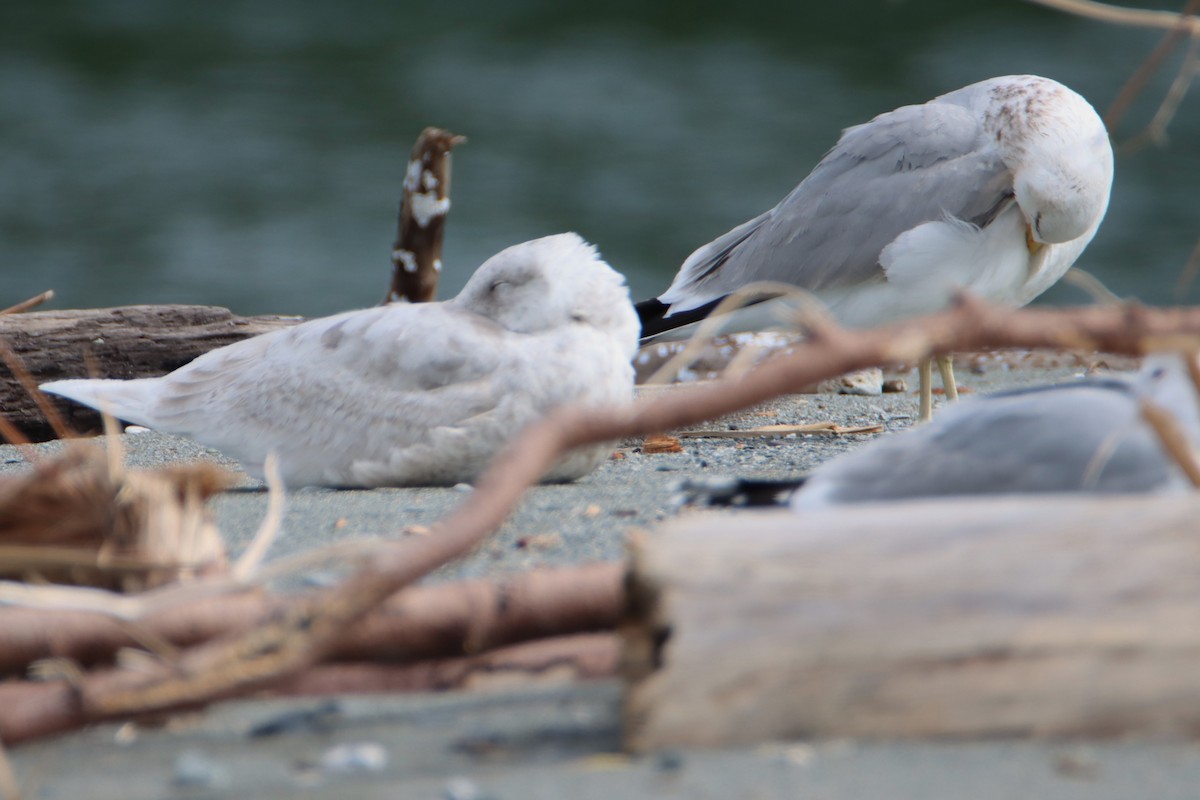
41,233 -> 640,488
789,354 -> 1200,511
638,75 -> 1114,419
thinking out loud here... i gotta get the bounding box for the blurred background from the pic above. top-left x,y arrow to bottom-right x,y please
1,0 -> 1197,317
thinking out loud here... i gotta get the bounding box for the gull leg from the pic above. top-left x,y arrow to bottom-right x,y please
936,354 -> 959,403
918,357 -> 933,423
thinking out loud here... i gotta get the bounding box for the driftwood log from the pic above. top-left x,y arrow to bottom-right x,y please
0,560 -> 623,675
622,494 -> 1200,751
0,305 -> 297,441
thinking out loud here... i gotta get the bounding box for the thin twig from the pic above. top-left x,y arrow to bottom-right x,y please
0,291 -> 53,317
1027,0 -> 1200,35
1125,30 -> 1200,149
232,453 -> 285,580
1140,397 -> 1200,486
0,340 -> 71,441
1063,268 -> 1123,305
1101,0 -> 1200,131
1173,236 -> 1200,300
643,281 -> 834,386
0,738 -> 21,800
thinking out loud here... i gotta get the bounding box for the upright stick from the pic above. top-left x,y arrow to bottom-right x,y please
385,127 -> 466,304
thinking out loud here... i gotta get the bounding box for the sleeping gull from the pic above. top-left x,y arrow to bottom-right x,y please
41,233 -> 640,488
788,353 -> 1200,510
638,74 -> 1114,419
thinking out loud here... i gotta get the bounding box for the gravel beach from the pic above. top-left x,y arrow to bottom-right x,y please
6,356 -> 1170,800
0,358 -> 1105,582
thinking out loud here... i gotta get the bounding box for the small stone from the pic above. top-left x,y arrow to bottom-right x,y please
320,741 -> 389,774
444,776 -> 483,800
1053,748 -> 1099,780
655,749 -> 685,772
171,749 -> 229,790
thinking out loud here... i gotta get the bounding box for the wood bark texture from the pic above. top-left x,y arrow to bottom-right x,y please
0,305 -> 298,441
385,127 -> 465,304
623,494 -> 1200,751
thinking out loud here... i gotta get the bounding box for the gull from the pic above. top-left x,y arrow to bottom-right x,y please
638,75 -> 1114,419
41,233 -> 639,488
789,354 -> 1200,510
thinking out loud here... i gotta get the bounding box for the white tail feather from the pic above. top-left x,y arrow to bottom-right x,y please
39,378 -> 161,428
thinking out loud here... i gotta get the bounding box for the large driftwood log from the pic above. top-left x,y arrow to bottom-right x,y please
622,494 -> 1200,751
0,305 -> 298,441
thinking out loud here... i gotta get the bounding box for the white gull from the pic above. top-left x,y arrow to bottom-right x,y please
42,233 -> 639,488
638,74 -> 1114,419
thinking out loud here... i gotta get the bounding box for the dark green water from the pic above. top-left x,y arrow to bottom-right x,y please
1,1 -> 1197,316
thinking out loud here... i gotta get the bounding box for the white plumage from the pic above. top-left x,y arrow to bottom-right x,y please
652,75 -> 1113,323
42,233 -> 640,488
639,75 -> 1115,415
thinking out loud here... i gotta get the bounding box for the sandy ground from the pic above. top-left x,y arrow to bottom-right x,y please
7,357 -> 1185,799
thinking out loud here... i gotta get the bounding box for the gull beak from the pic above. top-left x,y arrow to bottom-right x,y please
1025,224 -> 1045,257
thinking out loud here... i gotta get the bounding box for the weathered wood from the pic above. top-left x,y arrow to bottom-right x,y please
0,305 -> 298,441
385,127 -> 465,304
623,494 -> 1200,750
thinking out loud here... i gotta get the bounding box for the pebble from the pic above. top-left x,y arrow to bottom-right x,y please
444,775 -> 485,800
171,749 -> 230,790
319,741 -> 389,774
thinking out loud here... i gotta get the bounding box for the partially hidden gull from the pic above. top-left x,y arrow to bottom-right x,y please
638,75 -> 1114,419
788,353 -> 1200,510
41,233 -> 640,488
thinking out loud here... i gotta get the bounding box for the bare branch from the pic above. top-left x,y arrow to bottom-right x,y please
1101,0 -> 1200,131
1173,236 -> 1200,301
1122,30 -> 1200,149
1026,0 -> 1200,35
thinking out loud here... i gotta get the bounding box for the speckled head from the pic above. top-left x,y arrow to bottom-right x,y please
978,75 -> 1115,245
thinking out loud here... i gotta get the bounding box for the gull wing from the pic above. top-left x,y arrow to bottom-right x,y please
793,381 -> 1174,507
660,100 -> 1015,313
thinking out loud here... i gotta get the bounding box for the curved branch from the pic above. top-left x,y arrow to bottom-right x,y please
1027,0 -> 1200,35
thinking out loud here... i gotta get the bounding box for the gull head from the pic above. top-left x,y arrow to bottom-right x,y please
454,233 -> 639,352
999,77 -> 1114,246
1013,138 -> 1113,245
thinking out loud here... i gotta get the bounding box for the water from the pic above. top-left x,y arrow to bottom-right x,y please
1,1 -> 1197,317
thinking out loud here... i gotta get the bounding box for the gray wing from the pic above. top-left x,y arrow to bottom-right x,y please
795,382 -> 1176,506
660,100 -> 1015,311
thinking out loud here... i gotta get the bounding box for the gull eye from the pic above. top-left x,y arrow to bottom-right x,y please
1151,367 -> 1166,380
1034,211 -> 1044,235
